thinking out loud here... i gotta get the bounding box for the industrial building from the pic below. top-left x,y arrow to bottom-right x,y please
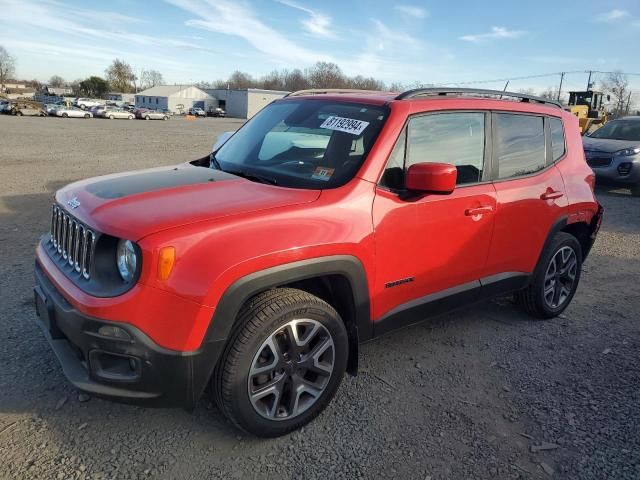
134,85 -> 212,114
205,88 -> 289,118
133,85 -> 289,118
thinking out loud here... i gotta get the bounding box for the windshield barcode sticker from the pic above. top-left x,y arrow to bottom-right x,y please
320,116 -> 369,136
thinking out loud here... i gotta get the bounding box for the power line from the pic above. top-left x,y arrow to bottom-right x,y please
441,70 -> 640,86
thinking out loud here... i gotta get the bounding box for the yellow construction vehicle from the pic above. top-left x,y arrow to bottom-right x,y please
567,90 -> 610,135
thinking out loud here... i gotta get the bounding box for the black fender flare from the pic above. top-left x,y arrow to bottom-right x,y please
192,255 -> 372,399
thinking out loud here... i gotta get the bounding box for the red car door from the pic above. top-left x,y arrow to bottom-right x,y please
372,111 -> 496,333
484,112 -> 569,277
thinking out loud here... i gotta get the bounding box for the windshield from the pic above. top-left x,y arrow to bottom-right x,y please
589,120 -> 640,141
213,99 -> 388,188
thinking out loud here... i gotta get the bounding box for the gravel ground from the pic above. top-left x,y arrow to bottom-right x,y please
0,115 -> 638,479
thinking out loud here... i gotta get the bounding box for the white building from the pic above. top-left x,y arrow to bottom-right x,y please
134,85 -> 213,114
205,88 -> 289,118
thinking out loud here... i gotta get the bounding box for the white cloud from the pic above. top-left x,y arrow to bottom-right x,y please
0,0 -> 215,53
394,5 -> 428,19
372,19 -> 419,47
275,0 -> 335,38
167,0 -> 332,64
459,26 -> 526,43
596,9 -> 630,22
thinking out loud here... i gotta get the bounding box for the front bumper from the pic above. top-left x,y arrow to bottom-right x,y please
34,261 -> 225,408
587,154 -> 640,186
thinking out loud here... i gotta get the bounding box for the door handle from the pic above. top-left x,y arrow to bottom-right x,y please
465,206 -> 494,216
540,190 -> 564,200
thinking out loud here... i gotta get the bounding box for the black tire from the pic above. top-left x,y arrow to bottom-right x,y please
62,113 -> 68,118
79,104 -> 85,110
515,232 -> 582,319
163,116 -> 168,121
145,115 -> 150,120
213,288 -> 348,437
631,183 -> 640,197
84,114 -> 90,119
109,115 -> 114,120
128,115 -> 133,120
15,111 -> 23,116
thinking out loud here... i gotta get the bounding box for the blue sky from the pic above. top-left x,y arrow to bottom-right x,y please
1,0 -> 639,93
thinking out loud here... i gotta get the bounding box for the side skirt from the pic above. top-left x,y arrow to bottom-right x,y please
372,272 -> 530,338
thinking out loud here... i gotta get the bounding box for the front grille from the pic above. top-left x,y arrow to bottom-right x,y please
586,156 -> 612,168
618,162 -> 633,176
50,205 -> 95,279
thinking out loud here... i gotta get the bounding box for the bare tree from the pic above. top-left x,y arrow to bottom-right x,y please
283,69 -> 308,91
140,69 -> 164,90
0,45 -> 16,88
306,62 -> 346,88
105,59 -> 136,93
602,71 -> 630,116
48,75 -> 65,87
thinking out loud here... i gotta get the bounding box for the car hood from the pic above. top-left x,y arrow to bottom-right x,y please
56,165 -> 321,240
582,136 -> 640,153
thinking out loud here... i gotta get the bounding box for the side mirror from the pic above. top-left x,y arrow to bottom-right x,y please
405,162 -> 457,194
212,131 -> 234,152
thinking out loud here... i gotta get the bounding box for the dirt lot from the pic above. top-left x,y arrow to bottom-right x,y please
0,115 -> 638,480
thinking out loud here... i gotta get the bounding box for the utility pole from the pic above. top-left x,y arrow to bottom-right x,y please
557,72 -> 565,102
502,80 -> 509,91
625,91 -> 632,114
586,70 -> 593,91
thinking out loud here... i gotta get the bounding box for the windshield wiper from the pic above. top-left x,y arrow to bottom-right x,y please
227,169 -> 278,185
210,154 -> 222,170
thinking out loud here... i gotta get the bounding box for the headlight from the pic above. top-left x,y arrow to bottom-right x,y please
116,239 -> 138,283
614,148 -> 640,157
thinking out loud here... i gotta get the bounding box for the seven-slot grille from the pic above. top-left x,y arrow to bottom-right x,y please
50,205 -> 95,279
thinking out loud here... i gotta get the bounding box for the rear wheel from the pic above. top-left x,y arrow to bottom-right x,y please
213,288 -> 348,437
515,232 -> 582,319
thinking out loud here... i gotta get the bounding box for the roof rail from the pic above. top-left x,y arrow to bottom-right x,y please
286,88 -> 386,97
396,88 -> 562,108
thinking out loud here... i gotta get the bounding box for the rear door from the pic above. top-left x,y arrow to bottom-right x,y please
372,111 -> 497,328
484,112 -> 568,278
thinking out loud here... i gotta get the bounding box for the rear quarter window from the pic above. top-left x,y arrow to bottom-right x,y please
549,117 -> 566,161
495,113 -> 546,180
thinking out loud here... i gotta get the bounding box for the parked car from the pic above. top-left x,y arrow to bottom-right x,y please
137,109 -> 169,120
161,109 -> 174,116
207,107 -> 227,117
188,107 -> 206,117
34,88 -> 602,437
0,100 -> 11,113
44,104 -> 60,116
101,108 -> 134,120
582,116 -> 640,196
9,100 -> 46,116
55,106 -> 92,118
75,98 -> 103,110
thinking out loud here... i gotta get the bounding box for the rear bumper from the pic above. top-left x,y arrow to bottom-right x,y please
34,261 -> 225,408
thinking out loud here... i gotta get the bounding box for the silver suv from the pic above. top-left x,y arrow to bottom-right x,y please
583,117 -> 640,196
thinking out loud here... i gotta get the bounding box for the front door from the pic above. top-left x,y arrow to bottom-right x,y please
372,111 -> 496,333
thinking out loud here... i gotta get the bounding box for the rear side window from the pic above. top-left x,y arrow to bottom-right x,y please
407,113 -> 486,185
495,113 -> 546,179
549,117 -> 566,161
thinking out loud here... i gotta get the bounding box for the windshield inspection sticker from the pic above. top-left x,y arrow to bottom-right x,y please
311,167 -> 335,181
320,116 -> 369,136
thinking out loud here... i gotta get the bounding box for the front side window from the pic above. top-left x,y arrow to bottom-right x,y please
214,99 -> 388,189
495,113 -> 546,179
549,117 -> 566,161
379,112 -> 486,189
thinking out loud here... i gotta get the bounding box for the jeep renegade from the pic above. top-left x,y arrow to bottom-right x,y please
34,88 -> 603,437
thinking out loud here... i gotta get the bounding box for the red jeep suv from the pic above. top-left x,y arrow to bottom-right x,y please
34,88 -> 602,437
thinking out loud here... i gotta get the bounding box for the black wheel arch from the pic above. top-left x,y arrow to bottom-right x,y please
197,255 -> 370,397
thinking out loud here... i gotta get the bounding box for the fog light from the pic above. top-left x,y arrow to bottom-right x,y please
98,325 -> 131,340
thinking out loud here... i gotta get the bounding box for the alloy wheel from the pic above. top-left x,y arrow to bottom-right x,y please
543,246 -> 578,309
248,319 -> 335,421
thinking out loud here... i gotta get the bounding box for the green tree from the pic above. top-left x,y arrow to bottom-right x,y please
105,59 -> 135,93
79,76 -> 110,97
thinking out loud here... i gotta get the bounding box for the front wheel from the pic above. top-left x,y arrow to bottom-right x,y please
128,115 -> 133,120
109,115 -> 114,120
213,288 -> 348,437
515,232 -> 582,319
